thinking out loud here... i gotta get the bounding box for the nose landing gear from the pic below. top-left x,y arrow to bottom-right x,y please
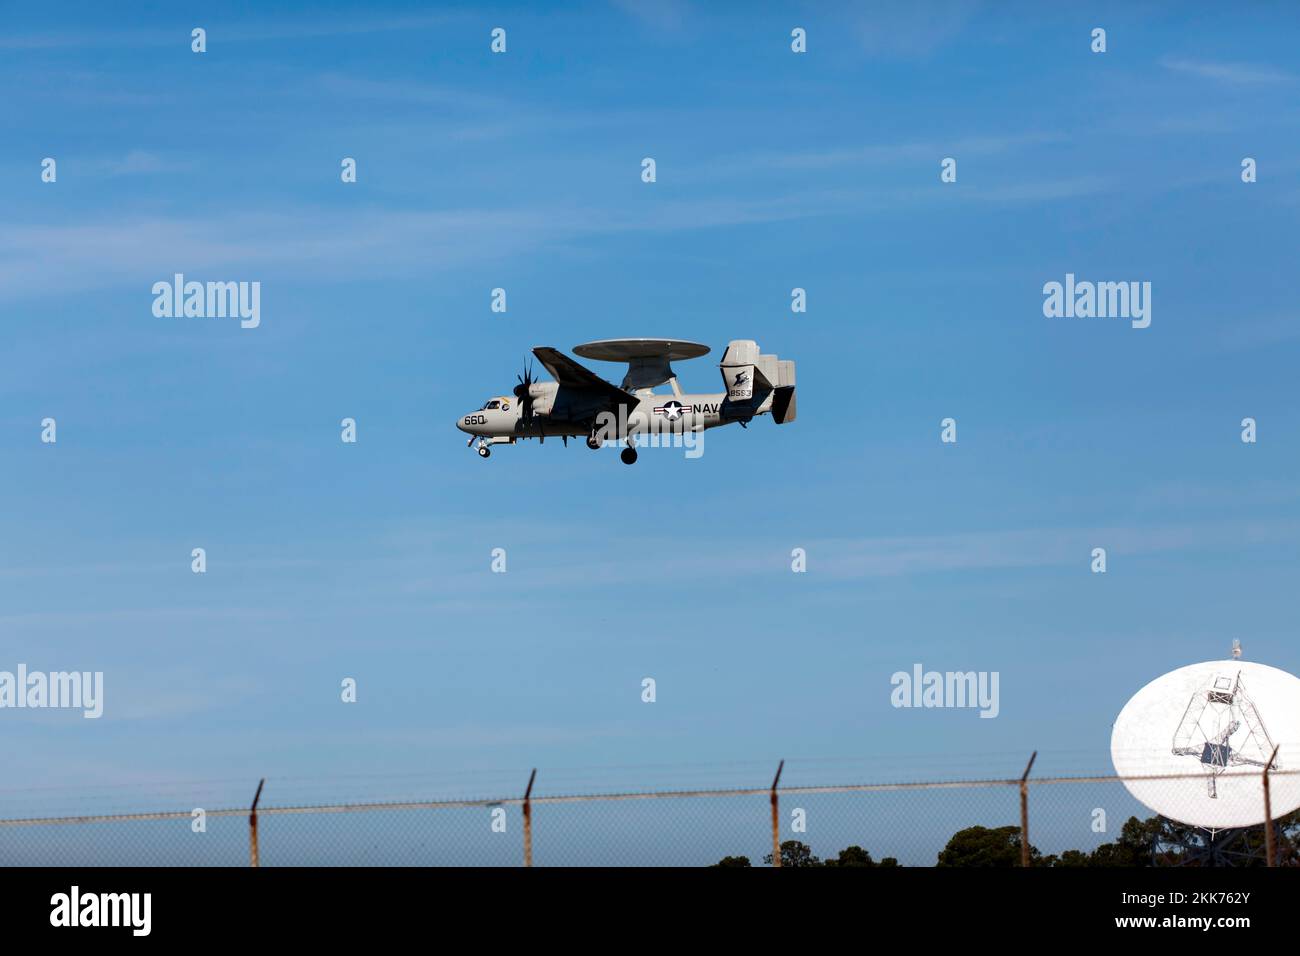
477,444 -> 491,459
620,447 -> 637,465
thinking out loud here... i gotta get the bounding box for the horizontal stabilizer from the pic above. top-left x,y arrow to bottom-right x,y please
772,386 -> 797,424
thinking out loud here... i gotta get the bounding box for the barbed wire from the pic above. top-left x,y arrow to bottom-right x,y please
3,768 -> 1297,828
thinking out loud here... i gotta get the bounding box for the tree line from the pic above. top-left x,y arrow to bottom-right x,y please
711,810 -> 1300,867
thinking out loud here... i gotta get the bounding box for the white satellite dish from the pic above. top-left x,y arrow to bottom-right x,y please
1111,659 -> 1300,829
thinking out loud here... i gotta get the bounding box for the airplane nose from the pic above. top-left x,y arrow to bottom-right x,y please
456,416 -> 469,433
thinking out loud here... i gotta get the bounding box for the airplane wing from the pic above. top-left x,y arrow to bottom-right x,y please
533,347 -> 637,409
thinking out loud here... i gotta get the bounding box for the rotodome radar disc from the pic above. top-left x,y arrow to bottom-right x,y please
572,339 -> 710,362
1110,659 -> 1300,829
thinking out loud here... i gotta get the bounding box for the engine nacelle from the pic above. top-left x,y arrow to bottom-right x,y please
529,381 -> 557,416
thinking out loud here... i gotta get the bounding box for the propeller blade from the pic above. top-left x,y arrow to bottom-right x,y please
513,355 -> 537,421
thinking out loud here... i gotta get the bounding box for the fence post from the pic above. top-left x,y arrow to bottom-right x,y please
1018,752 -> 1037,868
1263,745 -> 1280,867
522,768 -> 536,868
770,759 -> 784,868
248,778 -> 265,868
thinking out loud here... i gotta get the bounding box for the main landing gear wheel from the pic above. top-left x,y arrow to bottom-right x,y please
477,445 -> 491,458
620,447 -> 637,465
586,434 -> 602,450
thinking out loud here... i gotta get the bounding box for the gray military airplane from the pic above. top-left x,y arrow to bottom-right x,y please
456,338 -> 796,464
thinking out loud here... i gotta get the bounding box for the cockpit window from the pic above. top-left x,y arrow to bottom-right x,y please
483,400 -> 501,410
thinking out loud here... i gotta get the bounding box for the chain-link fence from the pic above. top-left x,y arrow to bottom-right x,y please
3,767 -> 1297,867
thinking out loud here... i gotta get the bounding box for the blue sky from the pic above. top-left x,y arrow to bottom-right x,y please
2,1 -> 1300,861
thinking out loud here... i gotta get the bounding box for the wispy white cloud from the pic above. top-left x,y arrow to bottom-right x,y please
794,523 -> 1258,579
0,169 -> 1119,301
612,0 -> 694,33
0,191 -> 888,300
963,176 -> 1112,202
6,516 -> 1295,645
1160,56 -> 1296,85
0,606 -> 299,628
0,28 -> 176,50
91,150 -> 191,177
850,0 -> 983,58
1132,479 -> 1300,510
1212,314 -> 1300,351
0,168 -> 1118,302
740,132 -> 1063,173
350,517 -> 1300,594
0,207 -> 575,298
0,15 -> 463,50
310,72 -> 506,112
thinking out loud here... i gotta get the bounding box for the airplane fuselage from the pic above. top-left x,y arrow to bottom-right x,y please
457,388 -> 762,442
